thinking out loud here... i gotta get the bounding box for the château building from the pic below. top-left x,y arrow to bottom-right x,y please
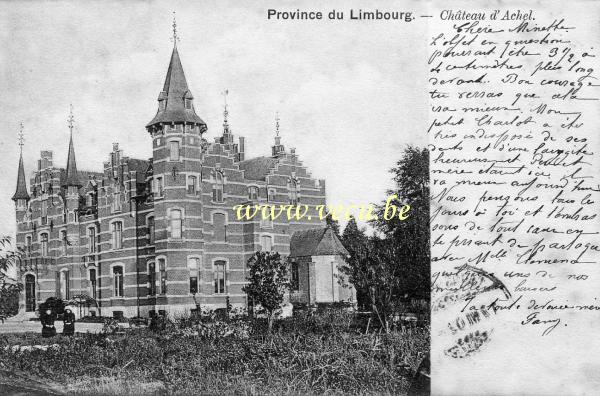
11,30 -> 354,319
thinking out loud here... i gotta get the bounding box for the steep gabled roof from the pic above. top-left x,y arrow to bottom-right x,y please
238,156 -> 278,181
146,46 -> 206,127
289,227 -> 349,258
12,153 -> 30,201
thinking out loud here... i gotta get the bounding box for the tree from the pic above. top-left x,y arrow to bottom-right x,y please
243,251 -> 290,332
341,216 -> 369,309
339,147 -> 430,331
0,236 -> 23,320
372,146 -> 430,299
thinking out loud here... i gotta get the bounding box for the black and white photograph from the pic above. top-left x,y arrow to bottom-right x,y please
0,1 -> 430,395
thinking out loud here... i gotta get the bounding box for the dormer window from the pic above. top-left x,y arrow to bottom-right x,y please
185,98 -> 192,110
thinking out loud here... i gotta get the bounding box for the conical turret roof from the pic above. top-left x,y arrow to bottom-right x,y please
12,153 -> 30,201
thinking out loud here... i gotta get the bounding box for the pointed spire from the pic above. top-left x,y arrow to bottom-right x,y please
146,14 -> 206,130
12,123 -> 30,202
63,105 -> 81,187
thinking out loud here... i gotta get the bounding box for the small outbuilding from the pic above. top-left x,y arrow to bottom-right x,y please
288,227 -> 356,305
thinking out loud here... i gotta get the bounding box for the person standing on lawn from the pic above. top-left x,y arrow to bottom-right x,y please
40,308 -> 56,338
63,308 -> 75,336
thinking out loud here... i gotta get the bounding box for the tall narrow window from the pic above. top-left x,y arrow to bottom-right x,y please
212,172 -> 224,202
288,178 -> 299,205
60,230 -> 67,255
248,186 -> 259,200
213,213 -> 226,242
41,200 -> 48,225
268,188 -> 276,202
148,262 -> 156,296
113,266 -> 123,297
187,175 -> 197,195
214,261 -> 226,294
170,210 -> 182,239
40,233 -> 48,256
188,258 -> 200,294
155,176 -> 164,197
291,262 -> 299,291
26,235 -> 32,253
169,141 -> 180,161
261,235 -> 273,252
88,227 -> 96,253
113,192 -> 122,212
158,259 -> 167,294
112,222 -> 123,249
59,270 -> 69,299
89,268 -> 97,299
86,192 -> 93,206
148,217 -> 155,244
25,274 -> 36,312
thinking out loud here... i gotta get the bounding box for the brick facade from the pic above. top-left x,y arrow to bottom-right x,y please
12,42 -> 329,319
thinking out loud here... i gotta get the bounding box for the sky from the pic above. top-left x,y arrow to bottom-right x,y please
0,0 -> 428,239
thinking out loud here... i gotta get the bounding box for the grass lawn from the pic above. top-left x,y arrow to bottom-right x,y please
0,312 -> 429,395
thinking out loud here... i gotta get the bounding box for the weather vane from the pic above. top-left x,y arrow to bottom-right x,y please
171,11 -> 180,45
18,122 -> 24,153
67,104 -> 75,136
275,112 -> 280,136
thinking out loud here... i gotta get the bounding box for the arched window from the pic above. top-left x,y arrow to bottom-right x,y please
40,233 -> 49,256
170,209 -> 182,239
214,260 -> 226,294
113,266 -> 124,297
212,172 -> 224,203
25,274 -> 36,312
112,221 -> 123,249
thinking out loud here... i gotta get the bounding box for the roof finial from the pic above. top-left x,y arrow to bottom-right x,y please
171,11 -> 179,46
275,112 -> 280,137
222,89 -> 229,125
67,104 -> 75,137
18,122 -> 25,154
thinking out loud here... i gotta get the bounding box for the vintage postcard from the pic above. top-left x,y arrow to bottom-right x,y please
0,1 -> 598,395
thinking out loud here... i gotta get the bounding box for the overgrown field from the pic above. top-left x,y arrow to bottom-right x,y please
0,312 -> 429,395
